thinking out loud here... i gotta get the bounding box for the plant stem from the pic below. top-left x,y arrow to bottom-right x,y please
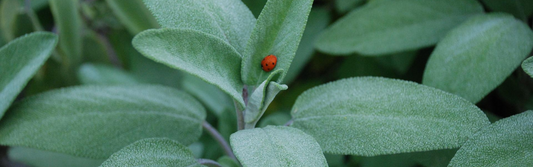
202,121 -> 236,161
234,99 -> 245,130
197,159 -> 222,167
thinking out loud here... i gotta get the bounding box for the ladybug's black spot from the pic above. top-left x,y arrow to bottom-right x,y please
265,64 -> 268,66
272,63 -> 275,65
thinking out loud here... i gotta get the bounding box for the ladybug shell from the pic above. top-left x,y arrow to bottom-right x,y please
261,55 -> 277,72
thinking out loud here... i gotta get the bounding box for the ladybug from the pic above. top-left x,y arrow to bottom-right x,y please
261,55 -> 277,72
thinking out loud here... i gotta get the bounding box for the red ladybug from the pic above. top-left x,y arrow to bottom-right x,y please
261,55 -> 277,72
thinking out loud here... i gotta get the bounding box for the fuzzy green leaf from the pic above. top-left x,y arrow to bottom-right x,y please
0,85 -> 206,159
77,63 -> 140,85
133,28 -> 245,107
100,138 -> 204,167
244,70 -> 287,129
0,32 -> 57,118
315,0 -> 483,55
423,13 -> 533,103
291,77 -> 490,156
230,126 -> 327,167
9,147 -> 105,167
241,0 -> 314,85
106,0 -> 158,35
49,0 -> 82,65
283,7 -> 331,84
521,56 -> 533,78
448,111 -> 533,166
143,0 -> 255,55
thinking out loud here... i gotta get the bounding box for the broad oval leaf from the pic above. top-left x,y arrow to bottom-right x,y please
0,32 -> 57,118
241,0 -> 314,85
106,0 -> 158,35
315,0 -> 483,55
522,56 -> 533,78
423,13 -> 533,103
290,77 -> 490,156
133,28 -> 244,107
100,138 -> 203,167
143,0 -> 255,55
448,111 -> 533,166
9,147 -> 105,167
49,0 -> 82,65
77,63 -> 140,85
0,85 -> 206,159
230,126 -> 327,167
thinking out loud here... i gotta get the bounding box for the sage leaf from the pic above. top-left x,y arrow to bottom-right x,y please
106,0 -> 158,34
100,138 -> 204,167
521,56 -> 533,78
77,63 -> 140,85
49,0 -> 82,65
448,111 -> 533,166
133,28 -> 245,107
241,0 -> 314,85
0,85 -> 206,159
291,77 -> 490,156
423,13 -> 533,103
9,147 -> 105,167
0,32 -> 57,118
143,0 -> 255,55
244,70 -> 287,129
315,0 -> 483,55
230,126 -> 327,167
